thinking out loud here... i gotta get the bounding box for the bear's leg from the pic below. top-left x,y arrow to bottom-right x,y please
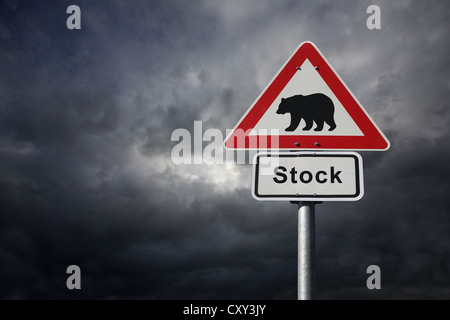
285,115 -> 302,132
302,117 -> 313,131
326,118 -> 337,131
314,119 -> 324,131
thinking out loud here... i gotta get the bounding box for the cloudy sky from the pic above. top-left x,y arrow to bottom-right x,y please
1,0 -> 449,299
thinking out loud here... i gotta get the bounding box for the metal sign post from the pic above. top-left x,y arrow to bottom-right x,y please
297,201 -> 317,300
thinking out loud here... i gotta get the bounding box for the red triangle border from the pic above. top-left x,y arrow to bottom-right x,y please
224,41 -> 390,151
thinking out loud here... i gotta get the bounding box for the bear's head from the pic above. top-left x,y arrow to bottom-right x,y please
276,98 -> 289,114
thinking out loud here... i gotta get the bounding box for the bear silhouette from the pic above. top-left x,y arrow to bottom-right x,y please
276,93 -> 337,132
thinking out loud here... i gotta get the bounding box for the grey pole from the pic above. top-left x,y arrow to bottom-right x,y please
298,201 -> 316,300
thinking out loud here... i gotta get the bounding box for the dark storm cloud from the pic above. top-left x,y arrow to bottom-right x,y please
0,0 -> 449,299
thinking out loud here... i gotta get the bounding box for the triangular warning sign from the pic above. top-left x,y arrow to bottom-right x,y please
224,41 -> 390,151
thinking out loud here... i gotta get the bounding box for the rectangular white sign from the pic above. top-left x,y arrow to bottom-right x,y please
252,152 -> 363,201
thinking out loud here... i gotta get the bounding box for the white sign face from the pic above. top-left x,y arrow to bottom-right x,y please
251,59 -> 364,137
252,152 -> 364,201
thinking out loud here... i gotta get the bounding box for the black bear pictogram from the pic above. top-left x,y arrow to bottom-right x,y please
276,93 -> 337,132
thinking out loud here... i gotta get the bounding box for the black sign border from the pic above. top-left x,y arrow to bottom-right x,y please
253,153 -> 362,200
